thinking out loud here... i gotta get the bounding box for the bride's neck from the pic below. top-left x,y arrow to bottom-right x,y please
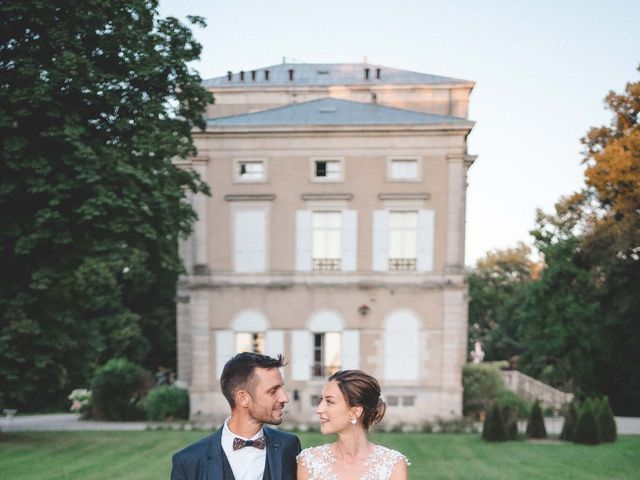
334,428 -> 370,462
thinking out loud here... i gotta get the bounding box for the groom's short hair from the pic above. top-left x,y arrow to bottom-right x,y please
220,352 -> 286,408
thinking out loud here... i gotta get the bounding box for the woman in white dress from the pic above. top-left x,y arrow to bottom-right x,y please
297,370 -> 409,480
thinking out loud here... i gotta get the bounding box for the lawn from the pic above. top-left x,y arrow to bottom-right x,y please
0,430 -> 638,479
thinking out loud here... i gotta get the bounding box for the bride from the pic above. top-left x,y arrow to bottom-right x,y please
297,370 -> 409,480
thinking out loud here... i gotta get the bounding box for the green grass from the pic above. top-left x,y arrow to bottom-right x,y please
0,431 -> 638,479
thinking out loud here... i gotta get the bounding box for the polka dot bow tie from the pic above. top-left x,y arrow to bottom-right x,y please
233,437 -> 266,451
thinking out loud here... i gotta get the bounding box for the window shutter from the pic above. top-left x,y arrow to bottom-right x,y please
383,313 -> 419,381
341,330 -> 360,369
341,210 -> 357,271
417,209 -> 435,272
372,210 -> 389,271
215,330 -> 235,378
265,330 -> 285,359
295,210 -> 312,271
291,330 -> 312,380
234,210 -> 266,272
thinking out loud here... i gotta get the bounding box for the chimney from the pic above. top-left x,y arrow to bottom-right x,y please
376,68 -> 381,80
227,71 -> 232,81
239,70 -> 245,82
264,70 -> 270,81
364,68 -> 370,80
251,70 -> 256,81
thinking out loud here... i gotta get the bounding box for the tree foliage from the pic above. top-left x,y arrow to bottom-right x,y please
526,400 -> 547,439
0,0 -> 212,410
467,67 -> 640,415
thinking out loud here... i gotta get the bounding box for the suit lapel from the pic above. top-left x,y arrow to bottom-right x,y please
264,428 -> 282,480
206,427 -> 225,480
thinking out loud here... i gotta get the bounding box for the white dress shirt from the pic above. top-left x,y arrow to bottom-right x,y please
221,418 -> 267,480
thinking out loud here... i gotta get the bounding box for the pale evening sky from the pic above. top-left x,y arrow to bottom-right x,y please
159,0 -> 639,265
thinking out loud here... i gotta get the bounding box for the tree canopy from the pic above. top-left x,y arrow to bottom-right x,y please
468,66 -> 640,415
0,0 -> 212,410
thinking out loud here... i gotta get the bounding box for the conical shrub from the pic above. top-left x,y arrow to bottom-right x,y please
597,396 -> 617,443
501,404 -> 519,440
483,401 -> 507,442
574,398 -> 601,445
560,400 -> 579,441
526,399 -> 547,439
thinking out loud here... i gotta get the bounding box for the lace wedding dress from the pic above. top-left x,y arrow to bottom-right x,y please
297,444 -> 409,480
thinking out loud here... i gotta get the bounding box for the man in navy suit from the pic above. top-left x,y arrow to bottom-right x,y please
171,352 -> 301,479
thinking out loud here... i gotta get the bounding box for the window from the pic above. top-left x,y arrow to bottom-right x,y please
235,332 -> 265,354
312,332 -> 341,377
236,160 -> 265,181
312,211 -> 341,271
313,159 -> 342,181
402,396 -> 416,407
310,395 -> 321,406
234,209 -> 267,272
389,158 -> 419,180
386,395 -> 399,407
388,211 -> 417,271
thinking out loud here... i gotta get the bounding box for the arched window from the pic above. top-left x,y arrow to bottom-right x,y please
384,310 -> 420,381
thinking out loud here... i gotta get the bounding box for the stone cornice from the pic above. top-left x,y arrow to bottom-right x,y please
378,192 -> 430,201
301,193 -> 353,201
224,194 -> 276,202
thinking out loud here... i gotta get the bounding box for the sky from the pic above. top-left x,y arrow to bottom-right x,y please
159,0 -> 639,265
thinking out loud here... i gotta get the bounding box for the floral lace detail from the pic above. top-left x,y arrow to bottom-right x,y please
297,443 -> 409,480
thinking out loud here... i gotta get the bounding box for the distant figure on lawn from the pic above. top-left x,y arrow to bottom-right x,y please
171,352 -> 301,480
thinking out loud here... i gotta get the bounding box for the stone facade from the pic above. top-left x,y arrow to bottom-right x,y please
177,63 -> 476,426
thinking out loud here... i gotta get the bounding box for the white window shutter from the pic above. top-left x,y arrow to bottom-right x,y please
215,330 -> 235,378
295,210 -> 312,271
341,210 -> 357,272
417,209 -> 435,272
341,330 -> 360,369
265,330 -> 285,359
234,210 -> 266,272
372,210 -> 389,272
383,313 -> 419,381
291,330 -> 312,380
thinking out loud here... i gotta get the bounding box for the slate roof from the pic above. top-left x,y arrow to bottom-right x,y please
203,62 -> 472,87
205,97 -> 473,127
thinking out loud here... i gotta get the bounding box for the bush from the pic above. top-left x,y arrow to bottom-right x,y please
68,389 -> 92,418
494,389 -> 530,419
90,358 -> 153,421
597,396 -> 617,443
560,400 -> 579,441
144,386 -> 189,421
574,398 -> 601,445
463,364 -> 504,419
526,400 -> 547,439
483,402 -> 507,442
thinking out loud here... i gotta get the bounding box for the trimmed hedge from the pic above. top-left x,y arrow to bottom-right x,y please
90,358 -> 153,421
574,399 -> 601,445
144,386 -> 189,421
483,402 -> 507,442
526,400 -> 547,439
597,396 -> 617,443
463,364 -> 504,419
560,400 -> 579,441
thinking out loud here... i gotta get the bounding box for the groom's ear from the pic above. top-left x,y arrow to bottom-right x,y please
236,389 -> 250,408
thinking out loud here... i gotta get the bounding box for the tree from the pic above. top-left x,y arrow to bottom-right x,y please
467,243 -> 536,360
0,0 -> 212,410
597,396 -> 617,443
482,401 -> 507,442
578,67 -> 640,416
574,399 -> 601,445
560,400 -> 579,442
526,400 -> 547,439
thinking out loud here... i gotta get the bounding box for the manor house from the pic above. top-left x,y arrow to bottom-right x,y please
176,62 -> 476,425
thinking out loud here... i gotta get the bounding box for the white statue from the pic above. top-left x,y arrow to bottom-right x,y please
470,341 -> 485,364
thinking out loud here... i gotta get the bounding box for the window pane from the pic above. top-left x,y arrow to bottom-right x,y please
391,159 -> 417,179
238,161 -> 264,180
315,160 -> 341,179
236,332 -> 264,353
315,161 -> 327,177
324,332 -> 341,373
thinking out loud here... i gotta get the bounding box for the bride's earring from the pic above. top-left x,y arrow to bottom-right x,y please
350,418 -> 357,425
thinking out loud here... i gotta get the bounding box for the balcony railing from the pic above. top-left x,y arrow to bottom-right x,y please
311,364 -> 341,378
389,258 -> 417,271
312,258 -> 341,271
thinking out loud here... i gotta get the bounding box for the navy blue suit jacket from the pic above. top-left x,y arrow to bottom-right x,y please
171,426 -> 301,480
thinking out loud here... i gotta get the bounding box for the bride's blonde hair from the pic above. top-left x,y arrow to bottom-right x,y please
328,370 -> 386,430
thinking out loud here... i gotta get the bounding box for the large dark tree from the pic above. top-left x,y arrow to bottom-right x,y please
0,0 -> 212,411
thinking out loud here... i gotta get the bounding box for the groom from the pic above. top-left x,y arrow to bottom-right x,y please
171,352 -> 301,479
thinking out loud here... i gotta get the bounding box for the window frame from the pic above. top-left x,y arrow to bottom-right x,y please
386,156 -> 421,182
310,157 -> 344,183
312,332 -> 341,378
388,210 -> 418,271
234,158 -> 268,183
311,210 -> 342,271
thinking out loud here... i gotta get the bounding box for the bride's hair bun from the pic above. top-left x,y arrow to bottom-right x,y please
328,370 -> 386,430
